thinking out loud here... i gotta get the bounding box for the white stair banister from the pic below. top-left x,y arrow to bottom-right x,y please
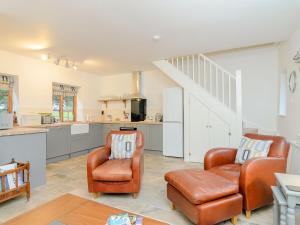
165,53 -> 240,113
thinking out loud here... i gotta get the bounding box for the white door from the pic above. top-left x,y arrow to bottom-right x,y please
209,112 -> 231,149
188,95 -> 211,163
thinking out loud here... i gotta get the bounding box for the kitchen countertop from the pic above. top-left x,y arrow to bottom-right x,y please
0,127 -> 48,137
25,120 -> 163,128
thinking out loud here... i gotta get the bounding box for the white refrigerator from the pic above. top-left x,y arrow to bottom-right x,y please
163,87 -> 183,157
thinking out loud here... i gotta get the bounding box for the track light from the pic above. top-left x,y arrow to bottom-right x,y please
54,58 -> 61,65
52,56 -> 78,70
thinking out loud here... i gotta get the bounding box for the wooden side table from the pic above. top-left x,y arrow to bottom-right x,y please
275,173 -> 300,225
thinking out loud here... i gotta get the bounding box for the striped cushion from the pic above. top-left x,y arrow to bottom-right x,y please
110,133 -> 137,159
235,136 -> 273,164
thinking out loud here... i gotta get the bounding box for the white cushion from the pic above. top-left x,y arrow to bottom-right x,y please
235,136 -> 273,164
110,133 -> 137,159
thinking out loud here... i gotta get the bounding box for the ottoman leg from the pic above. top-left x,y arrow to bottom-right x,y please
231,216 -> 238,225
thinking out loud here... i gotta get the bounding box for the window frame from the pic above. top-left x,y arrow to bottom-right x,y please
52,94 -> 77,122
0,87 -> 13,113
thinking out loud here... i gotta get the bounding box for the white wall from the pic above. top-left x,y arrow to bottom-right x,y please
0,50 -> 102,121
207,45 -> 279,134
278,26 -> 300,140
0,49 -> 177,122
99,70 -> 178,120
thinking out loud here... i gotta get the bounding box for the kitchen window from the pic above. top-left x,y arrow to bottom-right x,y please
52,83 -> 78,122
0,75 -> 14,113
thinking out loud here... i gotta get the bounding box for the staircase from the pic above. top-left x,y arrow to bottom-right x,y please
154,53 -> 243,162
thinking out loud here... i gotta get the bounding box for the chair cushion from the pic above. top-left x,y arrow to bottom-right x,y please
235,136 -> 273,164
110,133 -> 137,159
92,159 -> 132,182
165,169 -> 239,205
209,164 -> 241,185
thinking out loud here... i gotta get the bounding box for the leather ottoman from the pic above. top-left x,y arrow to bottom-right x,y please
165,169 -> 242,225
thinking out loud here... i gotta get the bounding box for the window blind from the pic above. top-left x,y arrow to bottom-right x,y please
0,74 -> 14,90
52,82 -> 79,96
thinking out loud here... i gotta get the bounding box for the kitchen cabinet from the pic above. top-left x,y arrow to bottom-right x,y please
102,124 -> 112,144
135,124 -> 162,151
70,133 -> 90,153
46,122 -> 163,163
148,125 -> 163,151
46,126 -> 71,159
135,124 -> 150,149
89,124 -> 103,148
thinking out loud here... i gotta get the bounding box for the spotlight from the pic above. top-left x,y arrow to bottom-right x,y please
41,54 -> 49,61
54,58 -> 60,65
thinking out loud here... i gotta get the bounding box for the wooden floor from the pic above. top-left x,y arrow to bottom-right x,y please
3,194 -> 168,225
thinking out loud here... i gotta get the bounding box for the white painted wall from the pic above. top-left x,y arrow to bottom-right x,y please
278,25 -> 300,140
99,70 -> 178,120
0,50 -> 102,121
207,45 -> 279,134
0,49 -> 177,123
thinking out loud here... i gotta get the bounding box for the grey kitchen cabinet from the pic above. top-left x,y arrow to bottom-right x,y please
111,124 -> 121,131
46,126 -> 71,159
70,133 -> 90,153
89,124 -> 103,148
102,124 -> 112,144
148,125 -> 163,151
135,124 -> 150,149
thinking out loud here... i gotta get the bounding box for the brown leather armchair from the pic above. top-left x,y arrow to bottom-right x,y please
204,133 -> 290,218
87,130 -> 144,198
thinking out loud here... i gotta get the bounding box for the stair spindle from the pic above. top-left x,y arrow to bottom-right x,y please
228,74 -> 231,108
203,59 -> 206,90
192,56 -> 195,81
210,64 -> 212,94
187,56 -> 189,77
198,55 -> 201,86
222,72 -> 225,104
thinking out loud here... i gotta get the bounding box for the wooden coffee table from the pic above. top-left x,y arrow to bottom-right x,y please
3,194 -> 169,225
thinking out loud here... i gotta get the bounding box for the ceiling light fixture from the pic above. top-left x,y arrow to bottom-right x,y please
152,35 -> 161,41
52,56 -> 79,71
41,54 -> 49,61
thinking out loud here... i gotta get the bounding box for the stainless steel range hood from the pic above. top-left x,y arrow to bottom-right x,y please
130,71 -> 146,99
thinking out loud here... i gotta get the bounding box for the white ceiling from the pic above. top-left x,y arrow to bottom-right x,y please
0,0 -> 300,75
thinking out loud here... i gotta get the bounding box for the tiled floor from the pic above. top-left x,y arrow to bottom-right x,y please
0,150 -> 295,225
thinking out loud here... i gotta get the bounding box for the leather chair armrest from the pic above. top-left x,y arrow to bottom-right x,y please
240,157 -> 287,210
132,146 -> 144,178
86,147 -> 110,190
87,147 -> 110,171
204,148 -> 237,170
